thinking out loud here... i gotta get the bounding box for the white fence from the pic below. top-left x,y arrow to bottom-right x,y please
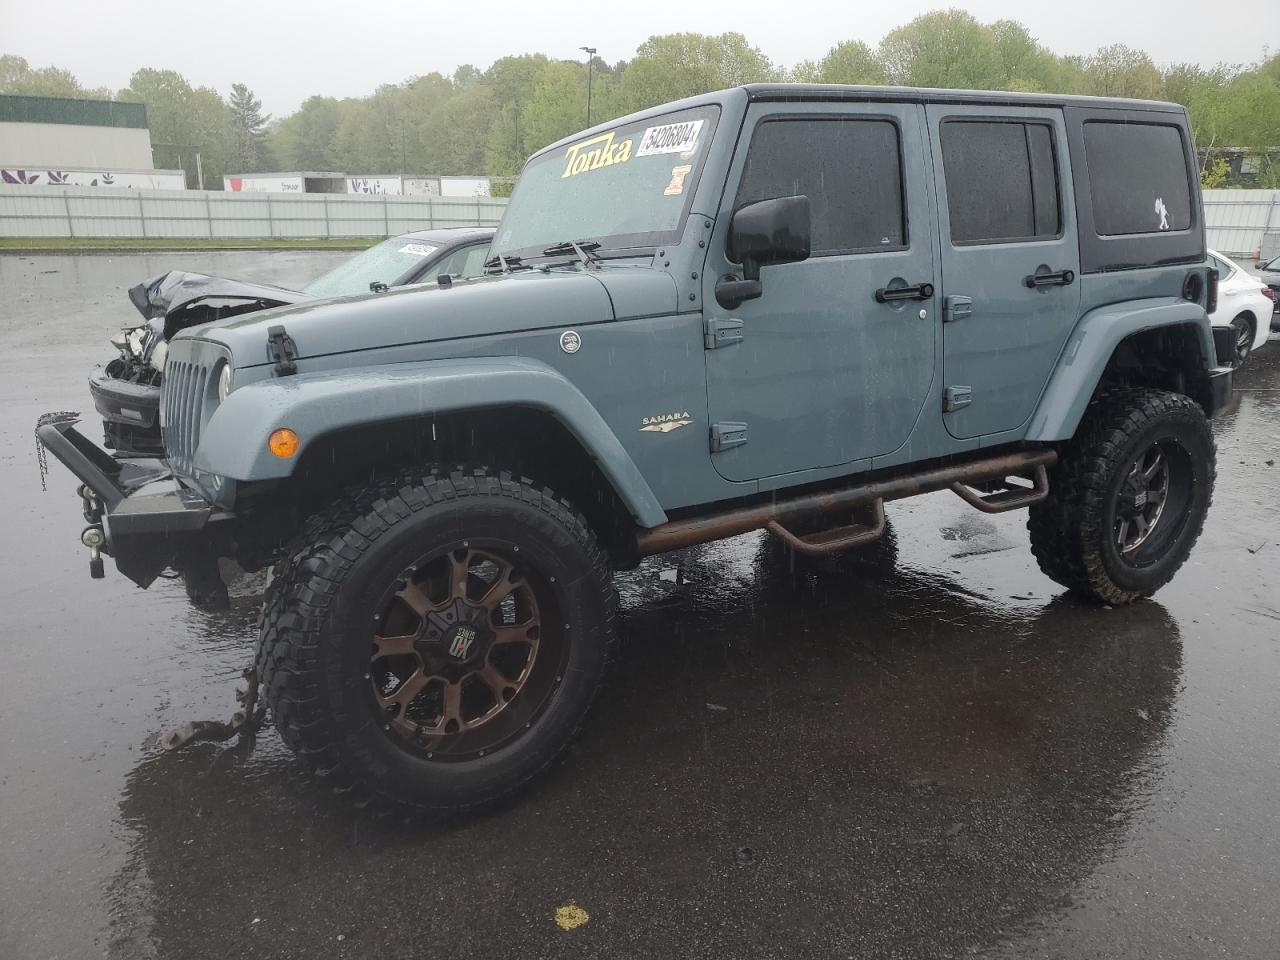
1202,189 -> 1280,257
2,183 -> 1276,255
0,184 -> 508,240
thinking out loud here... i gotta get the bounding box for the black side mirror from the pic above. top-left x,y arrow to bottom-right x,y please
717,195 -> 810,309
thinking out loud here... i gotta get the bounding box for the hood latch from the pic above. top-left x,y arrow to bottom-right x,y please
266,324 -> 298,376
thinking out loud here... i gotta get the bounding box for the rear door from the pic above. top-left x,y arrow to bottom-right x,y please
926,104 -> 1080,439
701,102 -> 938,482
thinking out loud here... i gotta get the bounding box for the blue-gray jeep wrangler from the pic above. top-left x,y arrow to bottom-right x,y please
38,84 -> 1235,812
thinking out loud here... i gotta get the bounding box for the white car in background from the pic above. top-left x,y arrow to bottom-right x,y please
1208,249 -> 1274,366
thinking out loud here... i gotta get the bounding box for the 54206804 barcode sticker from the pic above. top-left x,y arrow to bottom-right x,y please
636,119 -> 704,158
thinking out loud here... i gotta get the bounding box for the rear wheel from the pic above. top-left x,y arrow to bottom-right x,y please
256,466 -> 616,813
1229,314 -> 1255,365
1028,389 -> 1214,605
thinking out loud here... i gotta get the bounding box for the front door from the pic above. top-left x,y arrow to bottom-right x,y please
925,104 -> 1081,440
702,102 -> 938,483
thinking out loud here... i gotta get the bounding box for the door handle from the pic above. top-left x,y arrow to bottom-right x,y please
1023,269 -> 1075,288
874,282 -> 934,303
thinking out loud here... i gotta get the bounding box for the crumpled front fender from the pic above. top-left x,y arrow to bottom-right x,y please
194,356 -> 667,527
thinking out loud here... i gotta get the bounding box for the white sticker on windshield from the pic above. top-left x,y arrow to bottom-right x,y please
636,119 -> 704,158
398,243 -> 438,257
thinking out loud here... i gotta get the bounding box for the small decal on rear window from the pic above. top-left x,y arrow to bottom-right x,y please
398,243 -> 438,257
637,119 -> 704,158
663,164 -> 693,197
1154,197 -> 1170,231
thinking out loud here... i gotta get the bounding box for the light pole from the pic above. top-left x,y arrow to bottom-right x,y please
579,46 -> 597,127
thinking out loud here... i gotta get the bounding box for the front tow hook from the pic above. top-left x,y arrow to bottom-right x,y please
81,525 -> 106,579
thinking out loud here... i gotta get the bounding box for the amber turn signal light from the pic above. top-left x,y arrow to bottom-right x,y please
268,428 -> 300,458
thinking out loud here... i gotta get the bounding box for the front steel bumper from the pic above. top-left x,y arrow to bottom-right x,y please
36,417 -> 229,586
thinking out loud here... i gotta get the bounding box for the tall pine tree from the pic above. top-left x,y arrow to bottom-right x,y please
229,83 -> 271,172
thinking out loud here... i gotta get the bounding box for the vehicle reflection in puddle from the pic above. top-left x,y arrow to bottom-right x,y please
108,529 -> 1180,958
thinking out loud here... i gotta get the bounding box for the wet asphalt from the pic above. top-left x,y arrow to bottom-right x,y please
0,251 -> 1277,960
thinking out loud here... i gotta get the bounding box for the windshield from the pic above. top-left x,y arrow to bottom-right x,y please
493,105 -> 720,259
303,237 -> 439,298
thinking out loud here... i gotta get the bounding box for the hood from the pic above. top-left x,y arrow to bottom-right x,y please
128,271 -> 311,321
188,265 -> 678,366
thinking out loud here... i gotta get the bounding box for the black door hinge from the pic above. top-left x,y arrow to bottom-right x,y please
266,324 -> 297,376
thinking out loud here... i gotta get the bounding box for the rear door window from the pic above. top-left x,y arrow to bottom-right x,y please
735,117 -> 906,255
1082,121 -> 1192,236
939,120 -> 1061,244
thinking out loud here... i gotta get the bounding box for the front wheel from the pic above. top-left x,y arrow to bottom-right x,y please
1028,389 -> 1215,605
256,467 -> 617,813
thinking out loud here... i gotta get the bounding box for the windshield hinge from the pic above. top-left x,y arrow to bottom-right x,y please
266,324 -> 298,377
704,317 -> 744,350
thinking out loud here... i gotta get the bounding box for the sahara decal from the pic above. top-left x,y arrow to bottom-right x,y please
562,131 -> 634,178
636,119 -> 704,158
640,411 -> 693,433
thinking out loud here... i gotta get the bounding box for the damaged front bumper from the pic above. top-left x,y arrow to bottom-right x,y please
36,416 -> 231,586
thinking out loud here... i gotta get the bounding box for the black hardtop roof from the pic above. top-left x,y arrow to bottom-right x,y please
741,82 -> 1185,113
532,83 -> 1185,161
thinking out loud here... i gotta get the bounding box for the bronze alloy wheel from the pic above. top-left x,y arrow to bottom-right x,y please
1110,435 -> 1195,568
369,545 -> 564,761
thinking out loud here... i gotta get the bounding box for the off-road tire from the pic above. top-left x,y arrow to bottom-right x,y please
1028,388 -> 1215,605
255,466 -> 617,814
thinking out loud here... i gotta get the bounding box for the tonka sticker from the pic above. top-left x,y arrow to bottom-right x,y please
562,131 -> 633,178
640,411 -> 692,433
663,164 -> 693,197
636,120 -> 704,158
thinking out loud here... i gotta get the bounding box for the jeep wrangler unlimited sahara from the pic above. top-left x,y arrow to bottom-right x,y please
38,85 -> 1234,813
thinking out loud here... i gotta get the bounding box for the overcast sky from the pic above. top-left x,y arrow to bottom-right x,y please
5,0 -> 1277,115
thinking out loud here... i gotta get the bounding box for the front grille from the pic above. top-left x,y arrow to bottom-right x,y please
160,358 -> 211,476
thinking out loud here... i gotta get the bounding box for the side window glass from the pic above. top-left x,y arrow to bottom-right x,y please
735,117 -> 905,255
429,246 -> 470,280
940,120 -> 1060,244
1082,121 -> 1191,236
456,244 -> 490,278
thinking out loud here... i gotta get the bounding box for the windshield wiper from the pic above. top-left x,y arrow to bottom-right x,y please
484,252 -> 529,275
542,239 -> 602,268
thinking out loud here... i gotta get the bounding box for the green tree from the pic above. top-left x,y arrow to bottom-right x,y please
521,60 -> 616,155
797,40 -> 886,84
118,68 -> 234,187
480,54 -> 550,175
268,95 -> 344,170
1082,44 -> 1163,99
878,11 -> 1005,89
613,33 -> 778,113
228,83 -> 271,172
0,54 -> 111,98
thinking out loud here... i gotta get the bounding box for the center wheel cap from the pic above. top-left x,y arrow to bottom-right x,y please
418,597 -> 490,667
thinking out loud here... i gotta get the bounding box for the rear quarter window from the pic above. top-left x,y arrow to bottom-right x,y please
1066,106 -> 1203,273
1083,121 -> 1192,236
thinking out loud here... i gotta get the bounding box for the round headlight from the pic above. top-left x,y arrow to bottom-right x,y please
217,364 -> 233,402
